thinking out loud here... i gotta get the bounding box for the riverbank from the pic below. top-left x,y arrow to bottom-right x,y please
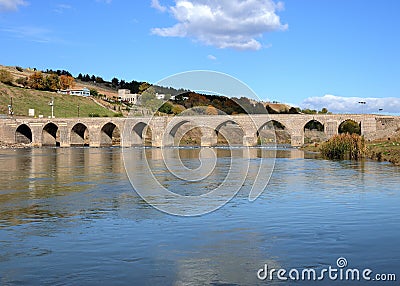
367,140 -> 400,166
302,139 -> 400,166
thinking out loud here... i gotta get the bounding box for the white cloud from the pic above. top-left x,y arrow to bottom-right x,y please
151,0 -> 287,50
207,54 -> 217,60
2,26 -> 54,43
54,4 -> 72,14
151,0 -> 166,12
0,0 -> 27,12
302,94 -> 400,114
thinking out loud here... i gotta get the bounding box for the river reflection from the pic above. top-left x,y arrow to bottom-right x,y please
0,148 -> 399,285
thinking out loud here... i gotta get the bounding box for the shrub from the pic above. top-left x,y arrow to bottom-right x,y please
16,77 -> 28,87
113,112 -> 123,117
90,88 -> 99,97
16,66 -> 23,72
171,104 -> 186,115
320,133 -> 366,160
0,69 -> 13,85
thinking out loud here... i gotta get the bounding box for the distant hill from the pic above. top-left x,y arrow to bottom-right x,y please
0,64 -> 303,116
0,82 -> 115,118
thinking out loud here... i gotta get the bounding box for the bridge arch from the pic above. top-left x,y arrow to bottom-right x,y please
257,120 -> 291,145
339,119 -> 361,135
100,122 -> 121,147
15,124 -> 32,144
71,123 -> 89,146
167,120 -> 203,146
42,122 -> 60,146
215,120 -> 244,145
304,119 -> 326,143
132,122 -> 152,146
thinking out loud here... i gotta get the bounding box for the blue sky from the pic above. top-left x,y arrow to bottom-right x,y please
0,0 -> 399,114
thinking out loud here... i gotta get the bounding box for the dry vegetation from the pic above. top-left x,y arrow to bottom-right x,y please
320,133 -> 366,160
304,133 -> 400,166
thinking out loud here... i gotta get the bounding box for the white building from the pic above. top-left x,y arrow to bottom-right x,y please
118,89 -> 140,105
58,87 -> 90,97
156,93 -> 175,100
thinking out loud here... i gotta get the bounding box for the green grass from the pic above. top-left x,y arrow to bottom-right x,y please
367,139 -> 400,165
0,83 -> 115,118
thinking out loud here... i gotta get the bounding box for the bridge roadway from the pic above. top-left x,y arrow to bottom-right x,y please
0,114 -> 397,147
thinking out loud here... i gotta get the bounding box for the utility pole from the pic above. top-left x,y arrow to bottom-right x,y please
8,96 -> 14,117
358,101 -> 366,114
49,97 -> 54,118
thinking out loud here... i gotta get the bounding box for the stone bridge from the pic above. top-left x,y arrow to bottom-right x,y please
0,114 -> 399,147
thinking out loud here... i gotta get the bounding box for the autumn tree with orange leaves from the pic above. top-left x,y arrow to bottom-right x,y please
60,75 -> 75,90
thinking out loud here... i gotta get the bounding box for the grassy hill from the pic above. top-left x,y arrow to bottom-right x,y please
0,82 -> 115,118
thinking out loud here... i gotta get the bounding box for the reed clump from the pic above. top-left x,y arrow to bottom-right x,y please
320,133 -> 366,160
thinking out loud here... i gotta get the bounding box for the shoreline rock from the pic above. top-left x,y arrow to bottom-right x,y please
0,141 -> 32,149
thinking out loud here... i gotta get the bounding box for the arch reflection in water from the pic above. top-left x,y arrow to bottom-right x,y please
123,147 -> 278,215
0,148 -> 125,227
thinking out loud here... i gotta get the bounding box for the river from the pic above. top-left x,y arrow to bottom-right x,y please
0,148 -> 399,285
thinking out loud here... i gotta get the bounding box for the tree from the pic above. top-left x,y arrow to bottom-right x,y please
158,102 -> 173,114
319,107 -> 328,114
302,108 -> 317,114
0,69 -> 13,85
184,93 -> 208,108
90,88 -> 99,97
77,73 -> 83,80
28,71 -> 45,90
339,120 -> 361,135
44,73 -> 60,91
289,107 -> 301,114
111,77 -> 119,87
95,76 -> 104,83
60,75 -> 74,89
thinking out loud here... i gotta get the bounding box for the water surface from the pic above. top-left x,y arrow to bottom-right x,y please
0,148 -> 399,285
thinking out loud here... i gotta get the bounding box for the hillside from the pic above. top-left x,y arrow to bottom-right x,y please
0,64 -> 304,117
0,82 -> 115,118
